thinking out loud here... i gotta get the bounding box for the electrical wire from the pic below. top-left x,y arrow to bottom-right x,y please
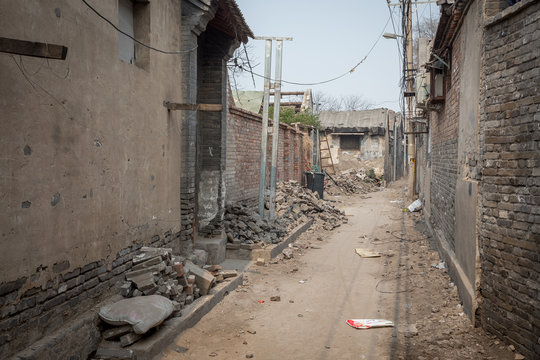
238,14 -> 392,87
80,0 -> 197,55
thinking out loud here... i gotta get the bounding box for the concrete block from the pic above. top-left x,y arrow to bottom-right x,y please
125,263 -> 165,280
193,233 -> 227,264
221,270 -> 238,279
96,345 -> 134,359
102,325 -> 132,341
184,261 -> 216,295
120,332 -> 143,347
131,256 -> 162,271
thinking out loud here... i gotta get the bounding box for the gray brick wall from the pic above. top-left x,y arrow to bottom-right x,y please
479,1 -> 540,358
429,36 -> 461,251
0,231 -> 177,358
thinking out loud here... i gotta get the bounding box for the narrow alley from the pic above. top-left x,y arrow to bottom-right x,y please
157,183 -> 514,360
1,0 -> 538,359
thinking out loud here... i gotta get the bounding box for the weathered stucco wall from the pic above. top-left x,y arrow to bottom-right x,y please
0,0 -> 183,356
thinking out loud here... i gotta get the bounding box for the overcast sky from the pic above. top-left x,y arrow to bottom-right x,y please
232,0 -> 439,112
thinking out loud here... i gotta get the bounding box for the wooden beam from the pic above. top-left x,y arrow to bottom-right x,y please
0,37 -> 67,60
269,91 -> 305,96
163,101 -> 222,112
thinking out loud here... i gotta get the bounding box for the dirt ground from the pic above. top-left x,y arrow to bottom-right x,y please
157,182 -> 518,360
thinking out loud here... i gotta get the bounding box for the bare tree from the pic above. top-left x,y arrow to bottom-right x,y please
312,92 -> 341,114
415,12 -> 439,39
227,42 -> 259,91
340,94 -> 373,111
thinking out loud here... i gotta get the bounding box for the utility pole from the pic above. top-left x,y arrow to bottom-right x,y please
405,0 -> 416,200
255,36 -> 292,220
257,39 -> 272,218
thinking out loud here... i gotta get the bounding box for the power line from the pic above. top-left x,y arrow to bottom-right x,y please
80,0 -> 197,55
239,14 -> 392,87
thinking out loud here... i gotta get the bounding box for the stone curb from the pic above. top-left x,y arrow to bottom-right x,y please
269,218 -> 314,259
129,274 -> 244,360
249,218 -> 314,262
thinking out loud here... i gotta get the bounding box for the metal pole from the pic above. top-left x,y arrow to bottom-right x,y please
393,115 -> 397,181
269,40 -> 283,221
406,0 -> 416,200
258,39 -> 272,218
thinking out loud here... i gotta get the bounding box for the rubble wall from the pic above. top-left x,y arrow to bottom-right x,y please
225,107 -> 304,204
0,1 -> 183,356
479,1 -> 540,358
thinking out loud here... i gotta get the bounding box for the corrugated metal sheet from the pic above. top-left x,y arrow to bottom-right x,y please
319,109 -> 388,130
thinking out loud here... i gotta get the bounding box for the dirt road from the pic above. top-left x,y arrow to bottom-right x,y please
157,183 -> 516,360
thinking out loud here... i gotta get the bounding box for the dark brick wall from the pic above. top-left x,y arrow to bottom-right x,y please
225,107 -> 304,204
478,1 -> 540,358
429,37 -> 461,251
0,231 -> 177,358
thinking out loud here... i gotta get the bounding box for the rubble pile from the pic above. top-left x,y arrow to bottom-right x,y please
325,168 -> 381,196
93,247 -> 237,356
224,204 -> 287,245
225,181 -> 347,247
275,180 -> 348,232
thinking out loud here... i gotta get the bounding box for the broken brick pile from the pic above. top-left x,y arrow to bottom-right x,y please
224,204 -> 287,246
275,180 -> 347,232
325,168 -> 381,196
225,180 -> 348,248
92,247 -> 237,357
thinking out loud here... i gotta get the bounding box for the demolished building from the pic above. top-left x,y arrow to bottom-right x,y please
319,109 -> 405,181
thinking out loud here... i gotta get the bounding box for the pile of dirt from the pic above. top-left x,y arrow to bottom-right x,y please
325,168 -> 382,196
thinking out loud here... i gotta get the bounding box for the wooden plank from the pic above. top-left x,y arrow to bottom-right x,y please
163,102 -> 222,112
0,37 -> 67,60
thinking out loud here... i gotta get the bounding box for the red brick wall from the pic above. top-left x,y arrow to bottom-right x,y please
226,106 -> 304,204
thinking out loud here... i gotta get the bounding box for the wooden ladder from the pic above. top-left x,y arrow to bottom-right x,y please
319,132 -> 336,175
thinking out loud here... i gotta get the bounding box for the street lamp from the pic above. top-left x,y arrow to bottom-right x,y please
382,32 -> 403,40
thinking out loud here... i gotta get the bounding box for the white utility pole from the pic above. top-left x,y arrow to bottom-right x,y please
255,36 -> 292,220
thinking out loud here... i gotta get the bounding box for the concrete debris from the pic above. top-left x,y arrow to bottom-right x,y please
270,295 -> 281,302
99,247 -> 225,348
282,248 -> 294,259
184,260 -> 216,296
354,248 -> 381,258
325,168 -> 381,196
431,262 -> 446,270
94,346 -> 135,359
225,180 -> 349,248
102,325 -> 132,341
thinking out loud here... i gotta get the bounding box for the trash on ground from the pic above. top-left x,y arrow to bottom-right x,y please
431,262 -> 446,270
270,295 -> 281,302
355,248 -> 381,258
299,279 -> 307,284
407,199 -> 422,212
346,319 -> 394,329
258,300 -> 264,303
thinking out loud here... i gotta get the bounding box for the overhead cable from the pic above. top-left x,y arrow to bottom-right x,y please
239,14 -> 392,87
80,0 -> 197,55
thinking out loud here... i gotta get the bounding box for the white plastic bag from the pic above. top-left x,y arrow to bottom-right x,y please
407,199 -> 422,212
